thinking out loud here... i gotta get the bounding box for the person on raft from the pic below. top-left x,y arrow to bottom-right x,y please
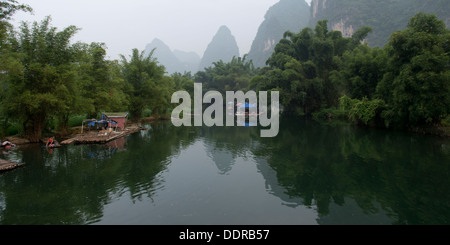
1,140 -> 16,149
46,136 -> 55,148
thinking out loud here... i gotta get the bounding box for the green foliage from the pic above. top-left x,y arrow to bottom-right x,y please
331,45 -> 388,99
0,0 -> 32,22
0,7 -> 180,138
0,1 -> 31,55
120,48 -> 174,121
312,107 -> 348,121
309,0 -> 450,48
195,55 -> 257,93
1,16 -> 80,141
74,42 -> 128,119
0,0 -> 32,34
172,72 -> 195,96
0,3 -> 447,140
310,13 -> 449,130
376,13 -> 450,128
68,114 -> 87,127
340,95 -> 385,126
253,20 -> 366,115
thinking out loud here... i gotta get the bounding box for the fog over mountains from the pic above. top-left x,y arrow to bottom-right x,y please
144,0 -> 450,74
198,25 -> 240,72
144,38 -> 201,75
145,0 -> 310,74
247,0 -> 310,68
145,25 -> 239,75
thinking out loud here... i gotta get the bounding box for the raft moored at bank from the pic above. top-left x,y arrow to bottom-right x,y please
60,112 -> 140,145
0,159 -> 24,172
60,126 -> 141,145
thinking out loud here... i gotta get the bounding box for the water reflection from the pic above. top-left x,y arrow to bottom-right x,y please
0,124 -> 198,224
253,118 -> 450,225
82,137 -> 127,162
0,117 -> 448,224
201,125 -> 260,174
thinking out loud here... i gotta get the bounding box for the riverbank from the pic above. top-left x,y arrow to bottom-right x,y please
0,118 -> 159,171
312,109 -> 450,138
2,116 -> 167,147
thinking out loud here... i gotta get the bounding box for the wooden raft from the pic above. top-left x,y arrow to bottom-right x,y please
61,127 -> 140,145
0,159 -> 24,172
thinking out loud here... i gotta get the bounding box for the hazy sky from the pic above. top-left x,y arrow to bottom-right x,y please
12,0 -> 312,60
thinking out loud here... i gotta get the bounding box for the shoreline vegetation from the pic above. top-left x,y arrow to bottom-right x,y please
312,108 -> 450,138
0,2 -> 449,145
2,113 -> 448,149
1,116 -> 169,147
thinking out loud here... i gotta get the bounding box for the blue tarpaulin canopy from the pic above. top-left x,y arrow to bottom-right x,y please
82,118 -> 118,134
239,103 -> 257,108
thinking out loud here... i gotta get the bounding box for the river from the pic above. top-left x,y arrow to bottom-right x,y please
0,117 -> 449,225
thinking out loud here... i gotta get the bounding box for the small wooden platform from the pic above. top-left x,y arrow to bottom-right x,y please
61,126 -> 140,145
0,159 -> 24,172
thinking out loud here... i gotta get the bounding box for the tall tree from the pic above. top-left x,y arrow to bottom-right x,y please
376,13 -> 450,128
331,44 -> 388,100
195,55 -> 257,94
0,0 -> 32,34
0,1 -> 32,137
172,72 -> 195,96
120,48 -> 173,121
75,42 -> 129,119
1,16 -> 79,142
255,20 -> 369,115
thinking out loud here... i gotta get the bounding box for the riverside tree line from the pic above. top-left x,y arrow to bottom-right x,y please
0,1 -> 178,142
1,1 -> 449,142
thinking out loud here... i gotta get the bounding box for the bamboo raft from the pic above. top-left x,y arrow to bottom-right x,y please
0,159 -> 24,172
60,126 -> 141,145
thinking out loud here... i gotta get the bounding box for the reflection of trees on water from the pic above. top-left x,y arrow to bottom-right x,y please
146,119 -> 449,225
252,117 -> 450,225
253,156 -> 306,209
0,118 -> 448,224
82,137 -> 127,162
0,123 -> 201,224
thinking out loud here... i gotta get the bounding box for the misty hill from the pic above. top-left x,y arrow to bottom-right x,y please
247,0 -> 310,68
198,25 -> 240,71
173,50 -> 201,74
144,38 -> 200,75
309,0 -> 450,48
173,50 -> 201,66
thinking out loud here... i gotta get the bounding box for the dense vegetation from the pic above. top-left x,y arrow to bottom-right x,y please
251,12 -> 449,132
338,13 -> 449,129
309,0 -> 450,48
0,0 -> 448,142
0,1 -> 176,142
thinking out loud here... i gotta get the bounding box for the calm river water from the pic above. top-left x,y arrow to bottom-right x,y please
0,118 -> 449,225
